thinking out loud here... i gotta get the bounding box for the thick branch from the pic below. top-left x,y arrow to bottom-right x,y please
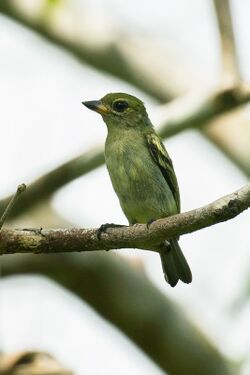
1,84 -> 249,220
0,183 -> 249,255
213,0 -> 241,84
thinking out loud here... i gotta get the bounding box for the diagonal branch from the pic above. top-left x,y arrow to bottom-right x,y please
0,182 -> 249,255
0,0 -> 177,102
0,184 -> 26,229
0,147 -> 104,220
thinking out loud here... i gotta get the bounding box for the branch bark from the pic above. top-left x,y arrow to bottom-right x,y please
0,182 -> 249,255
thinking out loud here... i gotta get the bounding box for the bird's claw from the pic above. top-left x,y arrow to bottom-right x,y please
96,223 -> 126,240
146,219 -> 155,229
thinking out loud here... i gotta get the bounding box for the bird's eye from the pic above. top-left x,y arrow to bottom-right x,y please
112,100 -> 129,112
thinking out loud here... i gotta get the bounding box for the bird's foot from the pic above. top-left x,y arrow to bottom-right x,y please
146,219 -> 155,229
96,223 -> 126,240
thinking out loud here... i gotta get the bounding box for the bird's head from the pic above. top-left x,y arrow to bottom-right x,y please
82,92 -> 151,130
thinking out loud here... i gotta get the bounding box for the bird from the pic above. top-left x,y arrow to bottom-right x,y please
82,93 -> 192,287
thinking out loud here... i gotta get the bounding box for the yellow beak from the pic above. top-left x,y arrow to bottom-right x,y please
82,100 -> 109,115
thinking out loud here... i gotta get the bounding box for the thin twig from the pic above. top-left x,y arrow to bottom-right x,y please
0,182 -> 249,255
0,184 -> 26,230
213,0 -> 241,84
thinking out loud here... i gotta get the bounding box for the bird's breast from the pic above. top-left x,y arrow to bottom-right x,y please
104,132 -> 177,223
105,137 -> 146,194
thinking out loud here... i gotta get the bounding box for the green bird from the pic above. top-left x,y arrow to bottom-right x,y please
82,93 -> 192,287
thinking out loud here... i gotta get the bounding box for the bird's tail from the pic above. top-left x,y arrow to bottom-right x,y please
159,239 -> 192,287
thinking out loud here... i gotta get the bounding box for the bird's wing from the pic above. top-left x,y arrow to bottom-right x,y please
146,132 -> 180,212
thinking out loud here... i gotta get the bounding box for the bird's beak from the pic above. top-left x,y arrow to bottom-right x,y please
82,100 -> 109,115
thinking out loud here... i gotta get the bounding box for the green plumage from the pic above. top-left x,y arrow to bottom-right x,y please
83,93 -> 192,286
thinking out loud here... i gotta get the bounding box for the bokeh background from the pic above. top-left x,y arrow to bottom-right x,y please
0,0 -> 250,374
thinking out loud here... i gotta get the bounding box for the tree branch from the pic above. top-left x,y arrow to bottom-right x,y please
213,0 -> 241,84
0,147 -> 104,220
0,184 -> 26,229
0,0 -> 182,102
0,182 -> 249,255
159,84 -> 250,138
0,351 -> 73,375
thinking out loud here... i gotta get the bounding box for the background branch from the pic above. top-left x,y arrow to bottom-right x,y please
158,84 -> 250,138
0,147 -> 104,220
0,350 -> 73,375
1,253 -> 235,375
0,182 -> 249,255
0,184 -> 26,229
213,0 -> 241,84
0,0 -> 183,102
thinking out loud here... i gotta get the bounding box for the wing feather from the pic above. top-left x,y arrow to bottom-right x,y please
146,132 -> 180,213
